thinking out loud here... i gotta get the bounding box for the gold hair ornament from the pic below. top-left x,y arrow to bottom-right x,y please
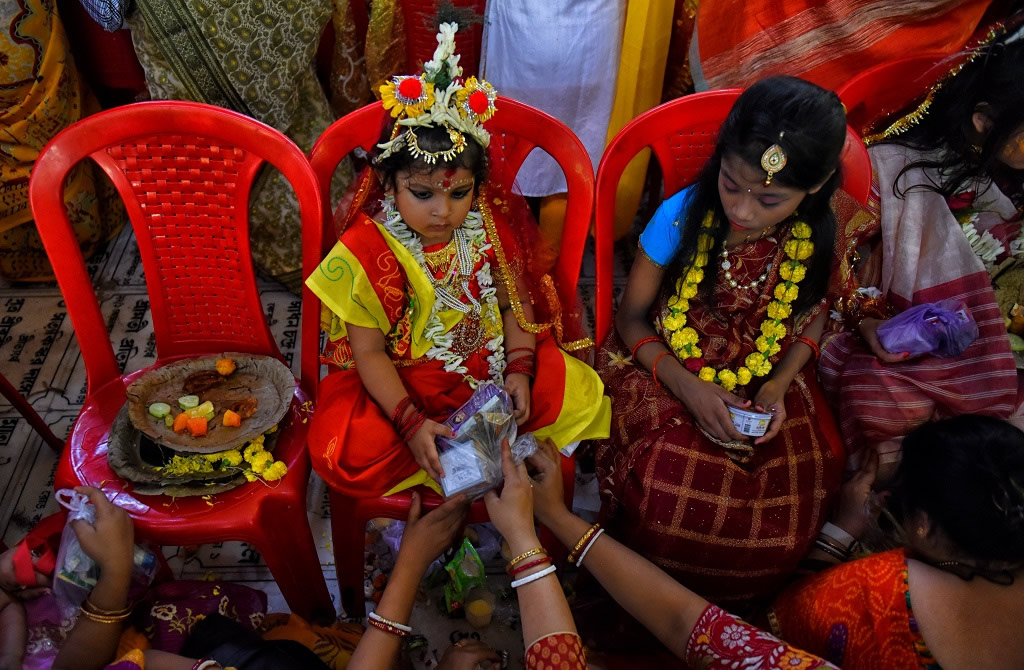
761,140 -> 787,186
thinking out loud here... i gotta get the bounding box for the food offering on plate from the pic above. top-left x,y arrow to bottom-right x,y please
108,353 -> 295,496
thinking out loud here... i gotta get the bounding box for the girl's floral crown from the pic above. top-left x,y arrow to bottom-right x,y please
376,22 -> 498,164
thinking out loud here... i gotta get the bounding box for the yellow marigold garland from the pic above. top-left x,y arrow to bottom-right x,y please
156,433 -> 288,484
661,215 -> 813,392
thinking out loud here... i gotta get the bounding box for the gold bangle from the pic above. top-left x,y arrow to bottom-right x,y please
83,599 -> 132,617
567,524 -> 600,564
505,548 -> 545,570
79,607 -> 131,624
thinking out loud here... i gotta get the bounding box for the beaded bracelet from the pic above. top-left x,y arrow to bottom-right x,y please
508,556 -> 552,577
630,336 -> 662,360
368,615 -> 410,637
506,547 -> 545,571
575,528 -> 605,567
369,610 -> 413,634
510,564 -> 557,589
568,523 -> 601,564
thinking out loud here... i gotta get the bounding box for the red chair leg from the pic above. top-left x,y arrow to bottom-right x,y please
0,372 -> 64,453
329,490 -> 368,617
254,498 -> 334,622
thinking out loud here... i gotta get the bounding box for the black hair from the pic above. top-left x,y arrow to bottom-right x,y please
888,34 -> 1024,202
668,76 -> 846,315
373,123 -> 489,193
891,415 -> 1024,564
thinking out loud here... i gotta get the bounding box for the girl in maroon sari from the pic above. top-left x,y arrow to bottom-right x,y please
596,77 -> 848,606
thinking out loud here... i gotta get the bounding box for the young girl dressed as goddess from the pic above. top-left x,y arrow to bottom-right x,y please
305,24 -> 610,498
596,77 -> 848,604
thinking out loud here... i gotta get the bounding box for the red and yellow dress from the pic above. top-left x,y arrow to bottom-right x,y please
305,200 -> 610,498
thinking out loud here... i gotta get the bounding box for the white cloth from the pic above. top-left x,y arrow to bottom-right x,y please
481,0 -> 626,196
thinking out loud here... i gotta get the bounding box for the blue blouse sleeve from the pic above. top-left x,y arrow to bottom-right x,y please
638,186 -> 695,267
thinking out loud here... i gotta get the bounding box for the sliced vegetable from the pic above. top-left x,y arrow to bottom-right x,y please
222,409 -> 242,427
178,395 -> 200,410
173,413 -> 190,434
164,414 -> 175,428
187,416 -> 208,437
215,358 -> 237,376
186,400 -> 215,419
148,402 -> 171,419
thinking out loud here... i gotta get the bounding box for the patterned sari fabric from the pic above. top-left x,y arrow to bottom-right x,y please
525,632 -> 586,669
820,144 -> 1021,451
690,0 -> 993,91
769,549 -> 939,669
125,0 -> 353,291
595,209 -> 844,605
686,604 -> 837,669
0,0 -> 125,282
305,201 -> 611,498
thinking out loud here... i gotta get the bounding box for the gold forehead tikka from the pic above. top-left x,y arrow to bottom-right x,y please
404,126 -> 468,165
761,132 -> 787,186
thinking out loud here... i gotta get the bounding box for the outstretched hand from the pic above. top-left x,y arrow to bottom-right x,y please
525,439 -> 567,527
70,487 -> 134,579
397,491 -> 469,571
483,440 -> 536,547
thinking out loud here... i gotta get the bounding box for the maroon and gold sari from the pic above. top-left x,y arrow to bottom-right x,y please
595,231 -> 845,606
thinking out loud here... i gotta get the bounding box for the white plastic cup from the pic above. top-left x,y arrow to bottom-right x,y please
727,406 -> 772,437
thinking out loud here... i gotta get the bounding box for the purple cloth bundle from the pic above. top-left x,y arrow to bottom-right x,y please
877,300 -> 978,358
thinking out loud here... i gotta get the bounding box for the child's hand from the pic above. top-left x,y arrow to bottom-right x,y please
674,377 -> 749,443
753,379 -> 787,444
396,491 -> 469,571
504,373 -> 531,425
858,317 -> 910,363
70,487 -> 134,579
483,440 -> 536,547
525,439 -> 568,527
408,419 -> 453,481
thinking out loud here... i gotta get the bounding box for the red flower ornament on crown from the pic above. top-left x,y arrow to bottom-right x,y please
375,23 -> 498,164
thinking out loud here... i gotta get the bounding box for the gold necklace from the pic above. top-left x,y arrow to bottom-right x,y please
422,239 -> 456,273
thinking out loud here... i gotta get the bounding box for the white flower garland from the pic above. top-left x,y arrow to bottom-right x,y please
381,197 -> 505,386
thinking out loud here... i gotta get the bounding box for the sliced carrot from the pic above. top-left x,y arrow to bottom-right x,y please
172,413 -> 189,434
187,416 -> 208,437
222,409 -> 241,427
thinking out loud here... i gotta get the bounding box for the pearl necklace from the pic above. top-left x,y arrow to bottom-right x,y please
720,226 -> 776,289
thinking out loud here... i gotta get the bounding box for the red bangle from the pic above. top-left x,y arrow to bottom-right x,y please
368,616 -> 409,638
652,351 -> 672,385
794,336 -> 820,361
391,396 -> 413,425
508,556 -> 552,577
506,346 -> 535,357
505,354 -> 536,378
630,335 -> 662,360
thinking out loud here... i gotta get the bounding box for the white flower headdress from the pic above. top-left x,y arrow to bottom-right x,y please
376,22 -> 498,164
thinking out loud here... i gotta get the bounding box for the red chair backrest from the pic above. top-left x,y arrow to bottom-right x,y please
307,97 -> 595,395
29,101 -> 323,396
593,89 -> 872,344
838,54 -> 949,141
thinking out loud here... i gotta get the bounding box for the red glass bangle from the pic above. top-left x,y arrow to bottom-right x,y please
794,336 -> 820,361
508,556 -> 552,577
391,396 -> 413,425
630,335 -> 662,360
368,616 -> 409,638
506,346 -> 535,357
652,351 -> 671,385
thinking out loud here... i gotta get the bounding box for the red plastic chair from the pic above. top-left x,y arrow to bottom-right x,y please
593,89 -> 873,344
307,97 -> 593,614
837,54 -> 948,141
28,101 -> 333,621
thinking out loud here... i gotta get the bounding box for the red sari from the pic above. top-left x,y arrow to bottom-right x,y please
595,232 -> 844,606
307,210 -> 609,498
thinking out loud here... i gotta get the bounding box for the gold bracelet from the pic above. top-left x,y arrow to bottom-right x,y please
83,599 -> 132,617
567,523 -> 600,564
79,606 -> 131,624
505,547 -> 545,571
